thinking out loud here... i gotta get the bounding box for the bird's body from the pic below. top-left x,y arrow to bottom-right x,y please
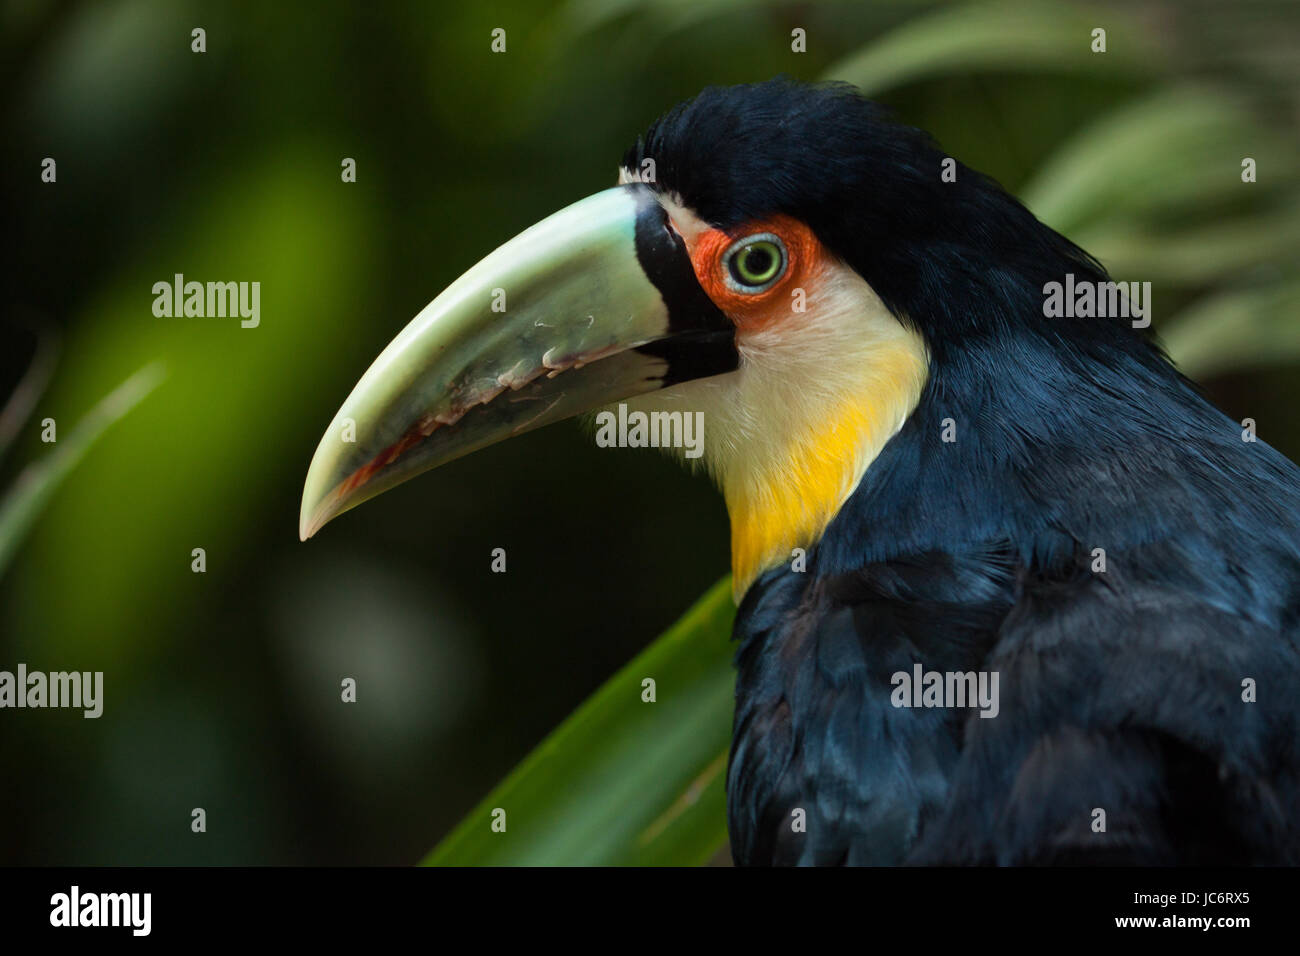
729,320 -> 1300,864
302,79 -> 1300,865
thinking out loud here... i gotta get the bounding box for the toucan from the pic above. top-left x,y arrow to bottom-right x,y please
300,80 -> 1300,865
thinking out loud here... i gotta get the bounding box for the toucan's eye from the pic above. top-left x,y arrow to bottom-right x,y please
723,233 -> 787,293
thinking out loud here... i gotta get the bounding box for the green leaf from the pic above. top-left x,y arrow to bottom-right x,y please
1162,280 -> 1300,381
1019,86 -> 1275,234
1069,201 -> 1300,286
561,0 -> 785,39
822,0 -> 1158,95
0,319 -> 59,462
424,576 -> 737,866
0,362 -> 166,580
18,150 -> 375,662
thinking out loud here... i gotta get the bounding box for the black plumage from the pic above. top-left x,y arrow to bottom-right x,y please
630,79 -> 1300,865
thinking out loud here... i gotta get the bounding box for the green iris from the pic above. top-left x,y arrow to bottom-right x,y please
727,237 -> 785,290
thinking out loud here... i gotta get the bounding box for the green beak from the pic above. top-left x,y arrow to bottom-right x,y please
299,184 -> 736,540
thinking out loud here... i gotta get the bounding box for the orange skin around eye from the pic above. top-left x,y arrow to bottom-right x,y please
681,214 -> 828,332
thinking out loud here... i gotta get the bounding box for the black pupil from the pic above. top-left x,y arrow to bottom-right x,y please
743,246 -> 772,279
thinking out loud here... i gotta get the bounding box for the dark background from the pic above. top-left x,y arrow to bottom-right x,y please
2,0 -> 1296,863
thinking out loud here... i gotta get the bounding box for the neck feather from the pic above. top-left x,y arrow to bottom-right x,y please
628,264 -> 929,599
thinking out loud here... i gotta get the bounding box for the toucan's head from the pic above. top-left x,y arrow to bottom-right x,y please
300,79 -> 1112,596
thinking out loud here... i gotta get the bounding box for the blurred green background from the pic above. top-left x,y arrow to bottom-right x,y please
1,0 -> 1296,864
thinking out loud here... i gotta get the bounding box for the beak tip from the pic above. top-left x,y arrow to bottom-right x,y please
298,507 -> 317,543
299,490 -> 337,542
300,427 -> 355,542
299,461 -> 338,542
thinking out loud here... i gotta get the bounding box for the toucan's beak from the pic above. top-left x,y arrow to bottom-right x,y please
299,184 -> 736,540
